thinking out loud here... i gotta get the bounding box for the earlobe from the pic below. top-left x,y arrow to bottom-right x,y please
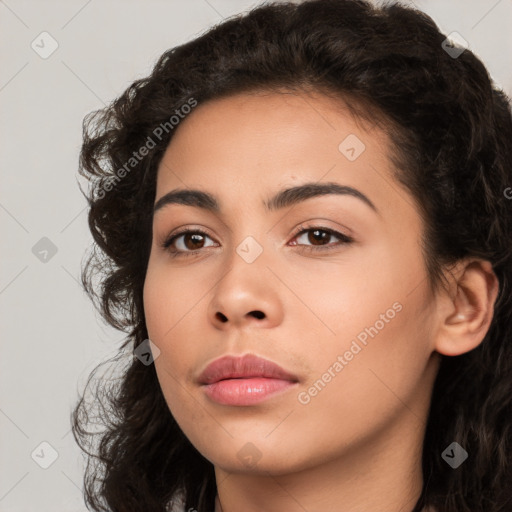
434,259 -> 499,357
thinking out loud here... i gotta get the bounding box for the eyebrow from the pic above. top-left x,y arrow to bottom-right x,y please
153,181 -> 378,215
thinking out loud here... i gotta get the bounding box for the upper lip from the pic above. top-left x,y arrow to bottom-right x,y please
197,353 -> 299,385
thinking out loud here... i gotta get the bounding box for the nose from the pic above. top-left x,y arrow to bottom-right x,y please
207,250 -> 284,330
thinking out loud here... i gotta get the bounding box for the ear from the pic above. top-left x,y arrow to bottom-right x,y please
434,259 -> 499,357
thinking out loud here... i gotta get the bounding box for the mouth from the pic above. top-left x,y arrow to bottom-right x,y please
198,353 -> 299,406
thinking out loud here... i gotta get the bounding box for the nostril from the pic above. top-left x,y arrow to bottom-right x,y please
215,312 -> 228,322
249,310 -> 265,319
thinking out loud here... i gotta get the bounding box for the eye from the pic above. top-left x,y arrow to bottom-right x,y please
161,224 -> 353,258
289,224 -> 353,252
162,228 -> 218,258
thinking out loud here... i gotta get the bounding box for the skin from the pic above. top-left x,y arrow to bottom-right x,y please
143,90 -> 498,512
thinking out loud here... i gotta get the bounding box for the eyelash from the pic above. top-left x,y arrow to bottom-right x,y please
161,224 -> 353,259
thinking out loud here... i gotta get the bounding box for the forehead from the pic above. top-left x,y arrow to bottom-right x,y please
154,90 -> 412,222
158,91 -> 388,175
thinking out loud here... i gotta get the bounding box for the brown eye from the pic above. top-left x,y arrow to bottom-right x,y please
182,233 -> 207,250
305,229 -> 331,245
292,226 -> 353,250
162,229 -> 217,257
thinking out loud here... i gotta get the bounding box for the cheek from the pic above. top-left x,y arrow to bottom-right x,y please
288,290 -> 433,463
142,261 -> 212,411
143,258 -> 210,342
291,242 -> 433,407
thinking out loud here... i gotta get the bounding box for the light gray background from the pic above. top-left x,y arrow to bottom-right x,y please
1,0 -> 511,510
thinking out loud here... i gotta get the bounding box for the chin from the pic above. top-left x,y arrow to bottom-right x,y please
198,438 -> 312,476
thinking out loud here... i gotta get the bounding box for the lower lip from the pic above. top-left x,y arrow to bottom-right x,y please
202,378 -> 297,406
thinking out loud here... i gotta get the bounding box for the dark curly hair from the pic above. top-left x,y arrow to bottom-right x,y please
71,1 -> 512,511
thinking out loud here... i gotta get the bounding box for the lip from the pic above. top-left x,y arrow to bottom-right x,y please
198,353 -> 299,406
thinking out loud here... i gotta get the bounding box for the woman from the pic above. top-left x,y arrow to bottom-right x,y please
72,1 -> 512,511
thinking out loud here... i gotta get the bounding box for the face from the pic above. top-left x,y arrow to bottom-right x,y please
143,90 -> 440,474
